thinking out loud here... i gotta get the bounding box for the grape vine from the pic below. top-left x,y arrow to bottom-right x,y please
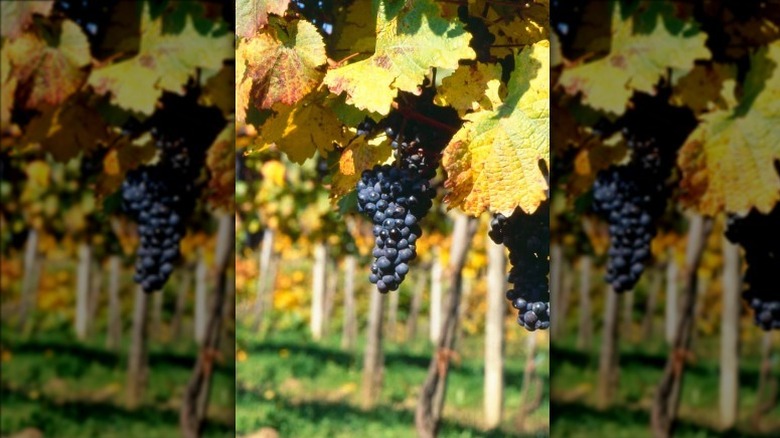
121,89 -> 225,293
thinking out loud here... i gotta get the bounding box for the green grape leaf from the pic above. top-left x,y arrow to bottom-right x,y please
678,42 -> 780,216
324,0 -> 475,115
559,1 -> 710,115
236,0 -> 290,38
442,41 -> 549,217
89,3 -> 231,114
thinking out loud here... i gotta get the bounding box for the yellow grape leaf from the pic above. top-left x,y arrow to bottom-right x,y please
442,41 -> 549,217
559,2 -> 710,115
236,39 -> 251,123
671,63 -> 737,115
1,46 -> 17,130
205,123 -> 235,212
434,62 -> 503,115
0,1 -> 53,40
201,64 -> 234,117
485,1 -> 549,57
89,4 -> 231,114
257,100 -> 349,164
324,0 -> 475,115
6,19 -> 90,109
330,0 -> 376,58
240,19 -> 326,112
20,93 -> 110,161
96,135 -> 157,196
678,42 -> 780,216
236,0 -> 290,38
331,136 -> 392,199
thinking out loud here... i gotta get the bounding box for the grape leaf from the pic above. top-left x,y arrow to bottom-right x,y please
256,99 -> 349,164
205,123 -> 235,211
20,92 -> 110,162
202,64 -> 235,117
331,136 -> 392,200
97,135 -> 157,196
1,45 -> 17,130
89,3 -> 232,114
671,63 -> 737,115
678,42 -> 780,216
6,19 -> 90,109
485,1 -> 548,57
236,0 -> 290,38
434,62 -> 503,115
239,19 -> 326,112
236,39 -> 251,123
324,0 -> 475,115
1,1 -> 53,40
559,2 -> 710,115
329,0 -> 376,59
442,41 -> 549,217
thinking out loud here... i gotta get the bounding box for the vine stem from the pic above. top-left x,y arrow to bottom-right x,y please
392,103 -> 459,135
436,0 -> 531,8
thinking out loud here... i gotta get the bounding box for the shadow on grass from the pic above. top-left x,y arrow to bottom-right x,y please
551,346 -> 761,383
2,338 -> 233,377
237,386 -> 537,438
1,385 -> 232,436
551,400 -> 773,438
245,339 -> 536,386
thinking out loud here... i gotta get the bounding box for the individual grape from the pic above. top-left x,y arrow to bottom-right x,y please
121,89 -> 225,293
490,201 -> 550,331
356,117 -> 377,136
725,204 -> 780,331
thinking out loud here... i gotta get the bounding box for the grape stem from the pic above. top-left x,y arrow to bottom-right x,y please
436,0 -> 531,8
392,103 -> 459,135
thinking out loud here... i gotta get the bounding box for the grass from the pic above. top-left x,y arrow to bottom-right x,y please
0,327 -> 234,437
236,325 -> 549,438
550,337 -> 780,438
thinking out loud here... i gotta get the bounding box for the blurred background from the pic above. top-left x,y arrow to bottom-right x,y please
1,1 -> 235,437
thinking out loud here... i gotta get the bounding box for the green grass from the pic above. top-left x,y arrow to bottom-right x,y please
550,337 -> 780,438
236,325 -> 549,438
0,327 -> 234,437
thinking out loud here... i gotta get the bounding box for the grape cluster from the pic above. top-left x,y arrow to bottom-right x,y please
725,205 -> 780,330
593,163 -> 666,293
357,163 -> 434,293
121,91 -> 224,293
356,124 -> 436,293
489,201 -> 550,331
592,98 -> 694,293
